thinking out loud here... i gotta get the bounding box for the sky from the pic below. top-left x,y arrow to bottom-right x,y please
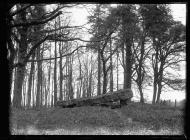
170,4 -> 186,25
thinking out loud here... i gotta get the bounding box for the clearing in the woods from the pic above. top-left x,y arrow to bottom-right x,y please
10,102 -> 184,135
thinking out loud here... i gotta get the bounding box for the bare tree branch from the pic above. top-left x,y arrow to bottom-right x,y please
38,4 -> 76,20
36,23 -> 88,34
162,78 -> 185,91
163,59 -> 185,70
27,45 -> 87,62
105,46 -> 118,62
11,11 -> 62,28
24,36 -> 49,63
47,35 -> 104,43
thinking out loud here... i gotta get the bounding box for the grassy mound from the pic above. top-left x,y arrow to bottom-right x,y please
119,103 -> 183,130
36,106 -> 127,130
10,102 -> 184,134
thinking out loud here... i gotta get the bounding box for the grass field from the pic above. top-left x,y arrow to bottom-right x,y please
10,102 -> 184,135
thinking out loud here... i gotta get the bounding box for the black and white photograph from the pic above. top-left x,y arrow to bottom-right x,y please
7,3 -> 186,135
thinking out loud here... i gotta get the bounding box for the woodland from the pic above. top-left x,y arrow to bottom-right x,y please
7,4 -> 186,109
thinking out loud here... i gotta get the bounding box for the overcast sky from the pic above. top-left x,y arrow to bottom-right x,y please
170,4 -> 186,25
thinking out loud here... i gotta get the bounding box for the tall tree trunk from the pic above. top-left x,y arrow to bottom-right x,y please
152,39 -> 158,104
13,65 -> 26,108
36,46 -> 42,108
11,68 -> 17,106
86,67 -> 90,97
122,17 -> 132,90
124,41 -> 132,89
27,53 -> 35,108
40,44 -> 44,106
32,65 -> 35,108
97,5 -> 101,96
8,30 -> 16,106
82,78 -> 86,98
43,73 -> 47,107
13,18 -> 28,108
65,50 -> 68,101
22,77 -> 26,107
122,41 -> 126,89
25,77 -> 27,108
109,38 -> 113,92
156,61 -> 164,103
41,72 -> 44,106
102,68 -> 107,94
51,67 -> 54,106
152,73 -> 158,104
54,19 -> 57,105
59,43 -> 63,101
68,55 -> 74,100
48,45 -> 52,107
7,14 -> 17,107
77,50 -> 82,98
76,84 -> 80,99
58,16 -> 63,101
88,55 -> 93,97
44,77 -> 48,107
137,35 -> 145,103
12,67 -> 17,106
117,48 -> 119,90
85,57 -> 89,97
97,48 -> 101,95
138,85 -> 144,103
88,69 -> 92,97
101,54 -> 107,94
156,82 -> 162,104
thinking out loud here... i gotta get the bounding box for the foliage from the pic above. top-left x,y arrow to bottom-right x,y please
139,4 -> 173,38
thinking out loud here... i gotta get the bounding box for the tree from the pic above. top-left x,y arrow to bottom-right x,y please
130,5 -> 153,103
36,45 -> 43,108
140,4 -> 170,104
7,4 -> 61,108
12,4 -> 29,108
76,49 -> 83,98
107,5 -> 138,93
118,5 -> 138,90
87,4 -> 120,94
27,53 -> 35,108
155,21 -> 185,103
7,4 -> 82,108
68,52 -> 74,100
140,4 -> 185,104
54,18 -> 58,105
88,4 -> 102,96
59,42 -> 63,101
109,37 -> 113,92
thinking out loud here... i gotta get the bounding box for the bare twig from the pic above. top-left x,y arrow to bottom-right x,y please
27,45 -> 87,62
11,11 -> 62,28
